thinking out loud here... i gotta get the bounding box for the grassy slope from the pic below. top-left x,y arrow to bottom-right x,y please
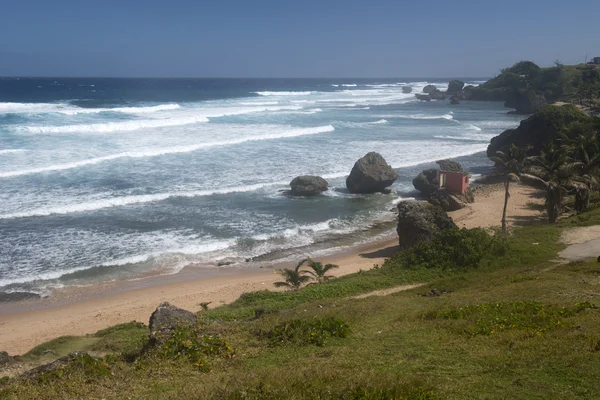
2,207 -> 600,399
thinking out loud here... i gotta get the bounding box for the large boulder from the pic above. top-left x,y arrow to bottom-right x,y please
429,188 -> 475,211
487,104 -> 590,158
447,80 -> 465,94
423,85 -> 438,94
402,86 -> 412,93
0,351 -> 9,365
412,168 -> 439,197
290,175 -> 328,196
149,302 -> 197,342
346,152 -> 398,194
436,159 -> 463,172
429,90 -> 447,100
396,201 -> 457,249
504,90 -> 548,114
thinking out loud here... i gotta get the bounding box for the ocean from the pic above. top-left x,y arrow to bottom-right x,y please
0,77 -> 523,297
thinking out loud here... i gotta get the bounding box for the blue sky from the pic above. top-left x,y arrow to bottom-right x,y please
1,0 -> 599,78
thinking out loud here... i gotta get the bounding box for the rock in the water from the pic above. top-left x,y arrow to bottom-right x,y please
505,90 -> 548,114
402,86 -> 412,93
346,152 -> 398,194
412,169 -> 439,197
447,80 -> 465,94
429,90 -> 447,100
396,201 -> 457,249
450,96 -> 460,105
436,159 -> 463,173
429,188 -> 474,211
289,175 -> 328,196
0,351 -> 9,365
415,93 -> 431,101
487,104 -> 590,158
423,85 -> 437,94
149,302 -> 197,341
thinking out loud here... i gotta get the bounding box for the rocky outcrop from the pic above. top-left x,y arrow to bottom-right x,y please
289,175 -> 328,196
450,96 -> 460,105
402,86 -> 412,93
447,80 -> 465,94
415,93 -> 431,101
436,159 -> 463,173
21,352 -> 101,380
149,302 -> 197,342
412,169 -> 439,197
396,201 -> 457,249
0,351 -> 9,365
423,85 -> 438,94
504,90 -> 548,114
487,104 -> 590,158
429,188 -> 475,211
346,152 -> 398,194
429,91 -> 447,100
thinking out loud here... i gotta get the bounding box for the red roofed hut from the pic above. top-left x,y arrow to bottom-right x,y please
439,170 -> 470,194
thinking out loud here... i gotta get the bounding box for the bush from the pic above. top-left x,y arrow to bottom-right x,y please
161,325 -> 235,371
385,228 -> 505,271
265,317 -> 350,347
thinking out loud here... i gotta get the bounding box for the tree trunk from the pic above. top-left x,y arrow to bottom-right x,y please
546,184 -> 563,223
501,177 -> 510,235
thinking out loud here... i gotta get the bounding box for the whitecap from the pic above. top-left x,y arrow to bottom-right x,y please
253,91 -> 311,96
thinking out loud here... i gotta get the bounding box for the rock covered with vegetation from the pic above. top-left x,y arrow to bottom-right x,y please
505,90 -> 548,114
289,175 -> 328,196
346,152 -> 397,194
396,201 -> 457,249
149,302 -> 197,342
487,104 -> 591,158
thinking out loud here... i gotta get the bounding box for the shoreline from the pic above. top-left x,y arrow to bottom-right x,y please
0,182 -> 546,355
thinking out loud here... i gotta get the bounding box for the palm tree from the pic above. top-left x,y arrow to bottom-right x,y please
530,147 -> 583,223
273,258 -> 312,290
491,144 -> 532,235
303,258 -> 339,284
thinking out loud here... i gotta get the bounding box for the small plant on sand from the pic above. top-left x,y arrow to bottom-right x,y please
304,258 -> 339,284
274,258 -> 313,290
198,302 -> 212,311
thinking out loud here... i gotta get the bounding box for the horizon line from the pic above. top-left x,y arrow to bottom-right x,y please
0,75 -> 491,80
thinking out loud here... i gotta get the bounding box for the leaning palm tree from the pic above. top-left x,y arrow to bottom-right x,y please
273,258 -> 312,290
303,258 -> 339,284
530,147 -> 583,223
491,144 -> 532,235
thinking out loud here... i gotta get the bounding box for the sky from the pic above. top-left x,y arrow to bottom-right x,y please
1,0 -> 599,78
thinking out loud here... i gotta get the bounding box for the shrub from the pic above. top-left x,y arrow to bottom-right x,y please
265,317 -> 350,347
161,325 -> 235,371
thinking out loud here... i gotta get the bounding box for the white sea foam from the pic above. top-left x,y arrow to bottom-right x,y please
0,149 -> 27,155
253,91 -> 311,96
370,119 -> 388,125
434,135 -> 490,142
239,101 -> 279,106
17,105 -> 303,134
341,84 -> 357,87
397,113 -> 454,120
0,125 -> 335,178
0,102 -> 181,115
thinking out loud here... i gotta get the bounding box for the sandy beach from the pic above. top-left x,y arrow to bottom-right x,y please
0,182 -> 544,355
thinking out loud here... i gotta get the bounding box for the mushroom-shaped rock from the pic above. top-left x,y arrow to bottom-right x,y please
412,169 -> 439,197
436,159 -> 463,173
396,201 -> 457,249
447,80 -> 465,94
290,175 -> 328,196
346,152 -> 397,194
149,302 -> 197,342
423,85 -> 438,94
402,86 -> 412,93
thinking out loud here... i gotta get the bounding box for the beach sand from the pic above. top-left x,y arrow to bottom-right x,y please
0,182 -> 544,355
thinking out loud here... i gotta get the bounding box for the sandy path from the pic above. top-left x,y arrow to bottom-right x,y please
558,226 -> 600,261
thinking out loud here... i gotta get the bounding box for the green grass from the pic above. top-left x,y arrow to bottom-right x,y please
3,207 -> 600,399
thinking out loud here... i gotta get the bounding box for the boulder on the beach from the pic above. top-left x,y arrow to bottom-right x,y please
428,188 -> 474,211
0,351 -> 9,365
149,302 -> 197,342
447,80 -> 465,94
436,159 -> 464,173
487,104 -> 590,158
412,168 -> 439,197
423,85 -> 438,94
415,93 -> 431,101
402,86 -> 413,93
289,175 -> 328,196
346,152 -> 398,194
396,201 -> 457,249
504,90 -> 548,114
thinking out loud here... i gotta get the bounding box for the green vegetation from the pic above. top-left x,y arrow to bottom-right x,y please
2,205 -> 600,399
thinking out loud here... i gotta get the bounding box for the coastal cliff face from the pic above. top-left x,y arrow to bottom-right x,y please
486,104 -> 590,158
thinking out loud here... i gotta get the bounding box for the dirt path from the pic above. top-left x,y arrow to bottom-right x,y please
558,226 -> 600,261
351,284 -> 424,299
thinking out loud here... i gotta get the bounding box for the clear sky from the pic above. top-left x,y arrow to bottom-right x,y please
1,0 -> 599,78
